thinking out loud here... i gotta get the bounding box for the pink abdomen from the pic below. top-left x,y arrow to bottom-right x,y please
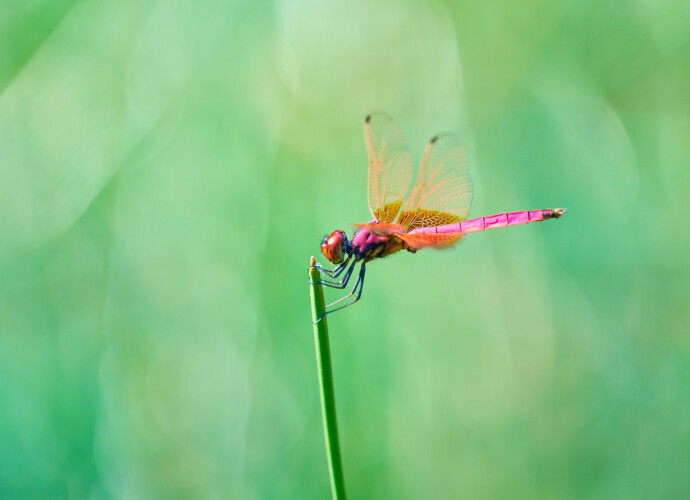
409,208 -> 566,235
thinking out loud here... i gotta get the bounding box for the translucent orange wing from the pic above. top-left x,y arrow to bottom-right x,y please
352,222 -> 405,236
396,133 -> 472,231
364,113 -> 413,223
398,232 -> 464,250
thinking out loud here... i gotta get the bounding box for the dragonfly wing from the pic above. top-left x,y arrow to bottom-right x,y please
364,113 -> 413,223
397,133 -> 472,231
398,232 -> 464,250
352,221 -> 405,236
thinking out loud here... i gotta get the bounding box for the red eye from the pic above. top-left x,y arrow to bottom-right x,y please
321,230 -> 345,264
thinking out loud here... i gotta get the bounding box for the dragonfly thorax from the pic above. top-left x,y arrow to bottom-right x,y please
321,230 -> 351,264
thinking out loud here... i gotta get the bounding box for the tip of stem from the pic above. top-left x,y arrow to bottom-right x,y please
310,256 -> 316,266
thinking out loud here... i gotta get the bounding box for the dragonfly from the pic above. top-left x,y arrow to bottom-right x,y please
311,113 -> 565,323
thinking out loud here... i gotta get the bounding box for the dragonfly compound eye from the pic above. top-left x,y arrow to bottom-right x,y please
321,230 -> 346,264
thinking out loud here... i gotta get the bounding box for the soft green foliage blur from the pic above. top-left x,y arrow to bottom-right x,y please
1,0 -> 689,498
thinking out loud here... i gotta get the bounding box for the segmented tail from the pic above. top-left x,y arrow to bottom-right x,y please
408,208 -> 567,235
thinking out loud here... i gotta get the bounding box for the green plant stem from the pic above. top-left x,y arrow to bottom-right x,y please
309,256 -> 347,500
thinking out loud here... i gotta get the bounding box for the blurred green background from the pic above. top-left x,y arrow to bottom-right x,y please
1,0 -> 689,498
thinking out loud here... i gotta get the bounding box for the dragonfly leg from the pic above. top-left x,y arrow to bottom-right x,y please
314,264 -> 366,323
310,256 -> 351,278
311,258 -> 357,289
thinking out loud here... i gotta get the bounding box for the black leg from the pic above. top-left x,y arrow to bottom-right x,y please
324,264 -> 364,307
314,263 -> 366,323
310,256 -> 350,278
312,258 -> 358,289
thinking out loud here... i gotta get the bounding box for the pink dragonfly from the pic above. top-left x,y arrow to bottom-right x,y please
312,113 -> 565,322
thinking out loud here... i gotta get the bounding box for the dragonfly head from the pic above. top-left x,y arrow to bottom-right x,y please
321,230 -> 349,264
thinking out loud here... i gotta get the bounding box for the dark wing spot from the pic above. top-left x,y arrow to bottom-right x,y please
365,114 -> 371,123
430,135 -> 440,144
